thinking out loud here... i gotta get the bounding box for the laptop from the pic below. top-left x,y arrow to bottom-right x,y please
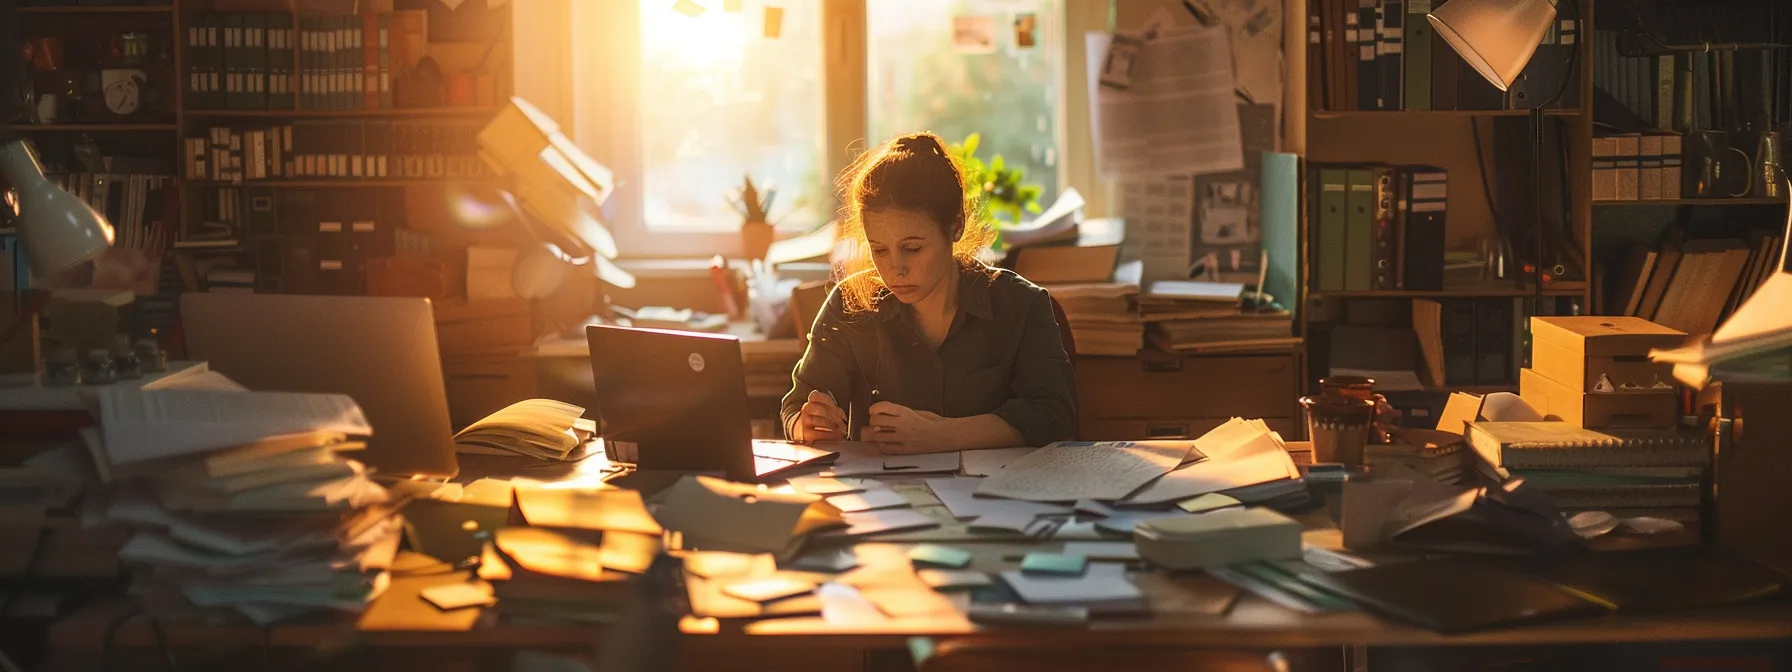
586,324 -> 833,482
181,294 -> 460,479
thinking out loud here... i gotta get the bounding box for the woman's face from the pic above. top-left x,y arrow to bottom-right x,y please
863,208 -> 957,305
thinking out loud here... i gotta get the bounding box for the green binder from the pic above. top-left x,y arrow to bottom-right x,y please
1317,167 -> 1349,292
1344,168 -> 1375,292
1404,0 -> 1432,111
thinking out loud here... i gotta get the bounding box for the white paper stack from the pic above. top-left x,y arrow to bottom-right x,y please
89,388 -> 398,625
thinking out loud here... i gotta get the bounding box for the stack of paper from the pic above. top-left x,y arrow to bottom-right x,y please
1140,282 -> 1296,353
1120,419 -> 1306,507
92,388 -> 398,625
1046,282 -> 1143,356
453,399 -> 593,461
479,526 -> 658,624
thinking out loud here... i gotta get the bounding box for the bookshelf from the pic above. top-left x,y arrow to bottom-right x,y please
1295,0 -> 1599,397
1592,197 -> 1790,207
2,124 -> 180,132
18,4 -> 176,13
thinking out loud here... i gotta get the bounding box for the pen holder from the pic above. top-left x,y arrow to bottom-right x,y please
1301,394 -> 1375,466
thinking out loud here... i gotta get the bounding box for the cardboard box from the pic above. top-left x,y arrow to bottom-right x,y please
1521,368 -> 1677,429
434,299 -> 535,356
1530,317 -> 1686,393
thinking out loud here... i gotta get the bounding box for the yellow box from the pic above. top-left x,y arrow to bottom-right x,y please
1521,367 -> 1677,429
1530,317 -> 1686,393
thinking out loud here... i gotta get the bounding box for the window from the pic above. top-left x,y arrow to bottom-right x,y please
867,0 -> 1065,217
638,1 -> 828,234
574,1 -> 1075,257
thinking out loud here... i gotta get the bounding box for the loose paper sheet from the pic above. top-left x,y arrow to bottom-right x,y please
825,487 -> 910,513
926,477 -> 1072,521
959,447 -> 1037,477
99,388 -> 372,466
976,442 -> 1192,501
1095,25 -> 1244,178
830,443 -> 960,476
1122,431 -> 1297,504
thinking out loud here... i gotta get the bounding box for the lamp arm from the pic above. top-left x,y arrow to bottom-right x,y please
1536,0 -> 1582,111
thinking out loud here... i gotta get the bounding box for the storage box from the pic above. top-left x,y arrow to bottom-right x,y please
442,355 -> 537,427
1530,317 -> 1686,392
1135,507 -> 1301,570
434,299 -> 535,356
1520,367 -> 1677,429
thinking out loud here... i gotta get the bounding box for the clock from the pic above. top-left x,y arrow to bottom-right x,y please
100,69 -> 147,118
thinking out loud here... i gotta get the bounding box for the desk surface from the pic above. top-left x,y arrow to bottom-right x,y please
46,451 -> 1792,654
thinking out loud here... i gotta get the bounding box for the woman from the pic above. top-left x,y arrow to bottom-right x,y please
780,132 -> 1077,454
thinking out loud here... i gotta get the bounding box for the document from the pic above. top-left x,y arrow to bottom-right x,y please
925,477 -> 1072,520
999,562 -> 1142,604
653,476 -> 842,558
99,388 -> 372,466
1122,430 -> 1298,504
1095,25 -> 1244,178
825,487 -> 911,513
1000,188 -> 1085,248
830,509 -> 939,538
959,447 -> 1037,477
830,443 -> 960,476
514,487 -> 663,536
976,441 -> 1193,501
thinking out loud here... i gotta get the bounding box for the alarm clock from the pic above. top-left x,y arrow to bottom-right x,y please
100,69 -> 148,119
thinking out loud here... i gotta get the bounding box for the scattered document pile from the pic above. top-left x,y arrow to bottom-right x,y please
1651,265 -> 1792,387
1045,282 -> 1143,356
1466,421 -> 1708,531
453,399 -> 593,461
1141,281 -> 1295,354
90,386 -> 400,625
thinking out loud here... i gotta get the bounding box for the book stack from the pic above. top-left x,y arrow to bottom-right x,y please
88,385 -> 401,625
1591,134 -> 1684,201
1045,282 -> 1141,357
1610,236 -> 1783,337
1467,421 -> 1708,529
1307,0 -> 1578,112
1310,164 -> 1448,293
1142,281 -> 1295,354
183,12 -> 298,111
186,119 -> 489,184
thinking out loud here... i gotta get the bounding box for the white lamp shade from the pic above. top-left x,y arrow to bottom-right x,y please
1428,0 -> 1557,91
2,140 -> 114,273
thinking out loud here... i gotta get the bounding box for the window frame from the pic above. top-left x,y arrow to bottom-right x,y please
572,0 -> 1094,260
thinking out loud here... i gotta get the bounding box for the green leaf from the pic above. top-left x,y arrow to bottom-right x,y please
989,154 -> 1005,172
961,133 -> 980,156
1025,202 -> 1042,214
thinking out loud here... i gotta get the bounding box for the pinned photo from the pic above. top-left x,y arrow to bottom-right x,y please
953,15 -> 997,53
1014,13 -> 1037,48
764,5 -> 784,38
1099,33 -> 1144,90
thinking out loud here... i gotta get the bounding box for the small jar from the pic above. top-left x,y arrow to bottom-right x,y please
134,337 -> 166,373
43,347 -> 81,386
82,349 -> 117,385
112,335 -> 142,379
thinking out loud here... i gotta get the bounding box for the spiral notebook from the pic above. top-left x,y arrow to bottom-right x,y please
1466,422 -> 1708,469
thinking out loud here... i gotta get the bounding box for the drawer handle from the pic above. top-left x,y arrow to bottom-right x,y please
1146,423 -> 1189,439
1142,359 -> 1184,373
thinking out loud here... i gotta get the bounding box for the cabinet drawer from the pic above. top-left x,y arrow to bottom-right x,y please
1081,417 -> 1299,442
1075,354 -> 1296,420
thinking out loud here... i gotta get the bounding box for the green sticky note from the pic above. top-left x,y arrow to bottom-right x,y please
1177,493 -> 1244,513
1020,552 -> 1087,576
908,544 -> 973,568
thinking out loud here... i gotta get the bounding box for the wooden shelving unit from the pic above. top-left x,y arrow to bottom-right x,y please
18,4 -> 175,13
2,123 -> 179,132
186,178 -> 495,188
183,107 -> 500,119
1592,197 -> 1789,207
1294,0 -> 1601,396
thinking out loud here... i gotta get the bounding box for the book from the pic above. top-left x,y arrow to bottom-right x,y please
1356,0 -> 1379,110
1401,165 -> 1446,290
1315,167 -> 1348,291
1466,422 -> 1708,469
1344,167 -> 1374,291
1376,0 -> 1403,111
1370,165 -> 1396,290
1401,0 -> 1431,111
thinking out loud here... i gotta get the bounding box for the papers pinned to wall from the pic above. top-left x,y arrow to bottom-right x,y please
1092,25 -> 1244,180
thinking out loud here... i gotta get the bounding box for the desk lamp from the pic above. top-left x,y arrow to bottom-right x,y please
2,138 -> 115,272
476,97 -> 635,292
1429,0 -> 1580,288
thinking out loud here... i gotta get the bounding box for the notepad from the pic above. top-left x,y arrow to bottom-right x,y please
999,562 -> 1142,604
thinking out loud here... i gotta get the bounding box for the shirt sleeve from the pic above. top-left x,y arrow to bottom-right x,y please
781,288 -> 859,439
989,287 -> 1079,446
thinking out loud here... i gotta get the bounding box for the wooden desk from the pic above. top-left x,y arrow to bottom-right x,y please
41,456 -> 1792,672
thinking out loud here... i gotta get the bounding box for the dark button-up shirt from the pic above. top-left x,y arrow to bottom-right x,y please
781,263 -> 1078,447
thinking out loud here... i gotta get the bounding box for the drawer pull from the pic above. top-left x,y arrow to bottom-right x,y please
1142,359 -> 1185,373
1146,423 -> 1189,439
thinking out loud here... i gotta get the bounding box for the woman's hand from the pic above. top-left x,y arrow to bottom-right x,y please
790,390 -> 848,443
866,401 -> 948,454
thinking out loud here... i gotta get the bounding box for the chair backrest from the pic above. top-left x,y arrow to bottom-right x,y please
790,280 -> 831,346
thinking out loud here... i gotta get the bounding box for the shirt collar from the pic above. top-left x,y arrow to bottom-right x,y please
873,263 -> 995,322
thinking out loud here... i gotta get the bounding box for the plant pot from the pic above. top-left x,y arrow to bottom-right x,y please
741,220 -> 774,260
